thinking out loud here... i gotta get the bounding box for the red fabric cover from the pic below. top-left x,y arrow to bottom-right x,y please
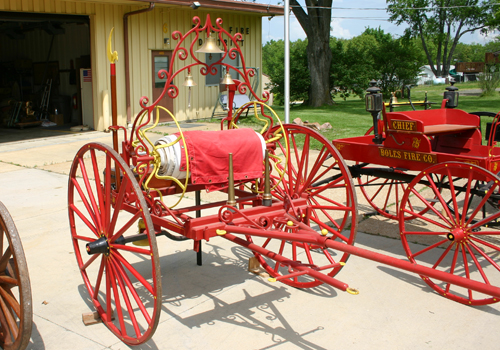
176,128 -> 263,191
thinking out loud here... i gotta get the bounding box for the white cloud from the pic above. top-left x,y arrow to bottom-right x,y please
461,29 -> 499,44
331,19 -> 352,39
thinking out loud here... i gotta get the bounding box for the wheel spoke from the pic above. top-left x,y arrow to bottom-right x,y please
107,176 -> 130,236
402,207 -> 451,230
443,247 -> 460,294
465,182 -> 500,227
407,238 -> 449,259
110,211 -> 142,243
468,240 -> 500,272
408,185 -> 454,227
90,149 -> 106,230
0,247 -> 12,272
107,259 -> 126,335
113,251 -> 154,295
93,257 -> 106,300
111,256 -> 152,323
71,178 -> 101,231
109,259 -> 141,338
0,285 -> 20,319
70,204 -> 100,238
80,253 -> 100,272
0,288 -> 18,341
78,157 -> 104,231
469,236 -> 500,254
464,243 -> 490,285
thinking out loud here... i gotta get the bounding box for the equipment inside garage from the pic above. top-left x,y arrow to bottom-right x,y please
0,12 -> 90,130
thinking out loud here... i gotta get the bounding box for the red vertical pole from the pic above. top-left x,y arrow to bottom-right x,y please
108,28 -> 121,189
110,63 -> 119,153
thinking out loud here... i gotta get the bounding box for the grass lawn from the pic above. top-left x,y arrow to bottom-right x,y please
221,81 -> 500,145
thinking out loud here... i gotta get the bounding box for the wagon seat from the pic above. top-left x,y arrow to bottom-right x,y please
383,107 -> 481,155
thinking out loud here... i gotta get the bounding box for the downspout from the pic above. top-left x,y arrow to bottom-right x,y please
124,2 -> 155,124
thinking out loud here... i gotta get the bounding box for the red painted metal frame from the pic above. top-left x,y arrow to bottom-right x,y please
107,13 -> 500,303
69,14 -> 500,346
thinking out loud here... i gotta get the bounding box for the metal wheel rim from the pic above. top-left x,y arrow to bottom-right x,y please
399,162 -> 500,305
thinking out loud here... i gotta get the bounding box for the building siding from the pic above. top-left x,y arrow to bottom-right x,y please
0,0 -> 263,130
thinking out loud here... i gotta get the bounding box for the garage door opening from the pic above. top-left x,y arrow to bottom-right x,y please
0,12 -> 91,143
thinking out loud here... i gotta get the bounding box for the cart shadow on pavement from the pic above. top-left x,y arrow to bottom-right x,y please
157,243 -> 335,350
375,265 -> 500,316
73,239 -> 342,349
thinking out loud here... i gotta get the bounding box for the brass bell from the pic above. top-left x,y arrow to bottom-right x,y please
183,72 -> 197,108
220,73 -> 235,85
183,74 -> 197,87
196,34 -> 224,54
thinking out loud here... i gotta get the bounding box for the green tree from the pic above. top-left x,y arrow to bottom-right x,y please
262,39 -> 310,104
330,36 -> 377,99
453,42 -> 488,62
330,28 -> 425,98
365,28 -> 425,94
387,0 -> 500,78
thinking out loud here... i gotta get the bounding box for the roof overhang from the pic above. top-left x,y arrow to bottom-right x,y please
133,0 -> 284,16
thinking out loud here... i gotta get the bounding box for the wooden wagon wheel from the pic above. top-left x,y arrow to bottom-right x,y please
399,162 -> 500,305
68,143 -> 161,345
356,126 -> 439,220
247,125 -> 358,288
0,201 -> 32,350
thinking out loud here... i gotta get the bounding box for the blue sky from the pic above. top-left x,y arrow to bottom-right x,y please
261,0 -> 497,44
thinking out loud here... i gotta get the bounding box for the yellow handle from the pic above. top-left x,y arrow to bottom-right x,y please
107,27 -> 119,64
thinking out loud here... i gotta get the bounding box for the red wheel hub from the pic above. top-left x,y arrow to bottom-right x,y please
447,226 -> 468,243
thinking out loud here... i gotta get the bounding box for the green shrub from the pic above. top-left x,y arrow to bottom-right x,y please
478,64 -> 500,97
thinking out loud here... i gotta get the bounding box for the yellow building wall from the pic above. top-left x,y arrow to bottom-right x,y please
0,0 -> 263,130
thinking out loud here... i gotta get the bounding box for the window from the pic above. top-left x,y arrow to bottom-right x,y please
154,56 -> 169,88
205,53 -> 239,86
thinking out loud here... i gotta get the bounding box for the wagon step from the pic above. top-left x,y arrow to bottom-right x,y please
267,262 -> 346,282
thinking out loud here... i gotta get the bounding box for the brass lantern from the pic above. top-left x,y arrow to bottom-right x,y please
365,80 -> 384,144
365,80 -> 383,113
444,80 -> 459,109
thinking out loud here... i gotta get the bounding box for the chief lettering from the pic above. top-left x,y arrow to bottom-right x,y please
391,120 -> 417,131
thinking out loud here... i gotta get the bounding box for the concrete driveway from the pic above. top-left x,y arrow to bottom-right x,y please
0,125 -> 499,349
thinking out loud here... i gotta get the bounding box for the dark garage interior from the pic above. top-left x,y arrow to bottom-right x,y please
0,12 -> 91,142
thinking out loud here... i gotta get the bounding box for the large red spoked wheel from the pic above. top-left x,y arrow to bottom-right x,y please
248,124 -> 358,288
0,201 -> 32,350
68,143 -> 161,345
357,126 -> 435,220
399,162 -> 500,305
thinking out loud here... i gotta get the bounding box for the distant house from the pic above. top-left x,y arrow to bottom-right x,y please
417,65 -> 462,85
485,50 -> 500,64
